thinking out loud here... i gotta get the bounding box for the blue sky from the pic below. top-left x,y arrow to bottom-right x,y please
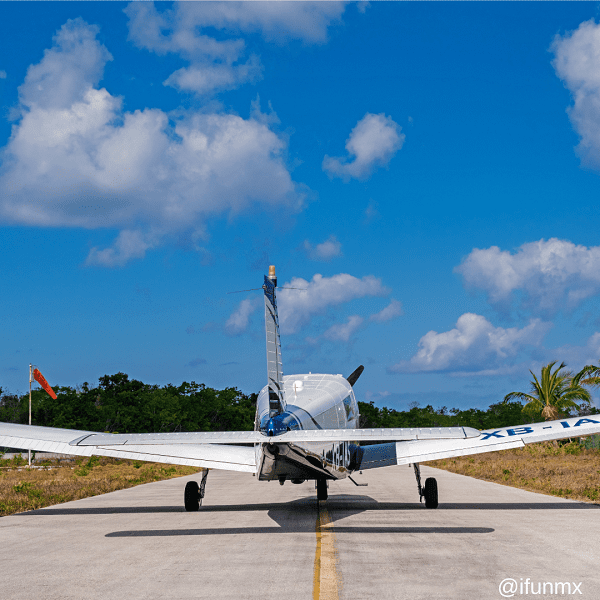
2,2 -> 600,411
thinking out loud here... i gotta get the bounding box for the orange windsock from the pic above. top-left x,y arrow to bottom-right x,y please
33,368 -> 57,399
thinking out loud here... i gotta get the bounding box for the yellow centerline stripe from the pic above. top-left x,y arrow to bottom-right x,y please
313,499 -> 341,600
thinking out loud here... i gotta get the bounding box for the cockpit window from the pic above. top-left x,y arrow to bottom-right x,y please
343,395 -> 356,420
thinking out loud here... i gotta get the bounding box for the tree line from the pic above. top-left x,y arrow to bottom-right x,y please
0,362 -> 598,436
0,373 -> 257,434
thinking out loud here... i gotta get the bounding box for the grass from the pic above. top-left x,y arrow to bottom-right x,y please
427,439 -> 600,504
0,454 -> 200,517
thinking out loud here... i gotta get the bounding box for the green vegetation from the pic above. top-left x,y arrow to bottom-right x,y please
0,372 -> 257,435
0,456 -> 199,516
357,398 -> 550,430
429,439 -> 600,504
504,361 -> 595,421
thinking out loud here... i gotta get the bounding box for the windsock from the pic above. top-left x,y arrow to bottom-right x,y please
33,368 -> 57,399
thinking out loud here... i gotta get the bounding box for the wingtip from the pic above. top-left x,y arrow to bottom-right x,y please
463,427 -> 481,438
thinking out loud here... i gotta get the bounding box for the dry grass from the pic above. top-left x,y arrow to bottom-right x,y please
427,441 -> 600,504
0,454 -> 200,517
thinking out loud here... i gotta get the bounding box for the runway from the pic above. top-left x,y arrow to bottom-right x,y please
1,464 -> 598,600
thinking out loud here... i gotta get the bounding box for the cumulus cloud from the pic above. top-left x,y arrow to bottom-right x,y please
0,70 -> 7,79
127,2 -> 347,47
370,299 -> 403,322
323,113 -> 404,181
456,238 -> 600,314
86,229 -> 155,267
552,20 -> 600,169
323,315 -> 364,342
225,272 -> 389,337
225,298 -> 260,336
164,56 -> 262,95
302,235 -> 342,261
277,272 -> 389,334
0,19 -> 301,264
389,313 -> 551,374
125,2 -> 346,95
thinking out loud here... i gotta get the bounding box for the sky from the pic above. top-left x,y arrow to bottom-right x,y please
2,2 -> 600,412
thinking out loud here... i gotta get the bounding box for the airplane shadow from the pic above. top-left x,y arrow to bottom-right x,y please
18,493 -> 598,519
101,493 -> 597,537
105,525 -> 496,537
16,492 -> 597,537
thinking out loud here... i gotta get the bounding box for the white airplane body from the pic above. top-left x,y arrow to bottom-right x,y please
2,266 -> 600,509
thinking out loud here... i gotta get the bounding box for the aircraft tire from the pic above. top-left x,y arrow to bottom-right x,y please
316,478 -> 328,501
184,480 -> 200,512
424,477 -> 438,509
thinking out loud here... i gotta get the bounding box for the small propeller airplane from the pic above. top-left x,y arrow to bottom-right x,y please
2,265 -> 600,510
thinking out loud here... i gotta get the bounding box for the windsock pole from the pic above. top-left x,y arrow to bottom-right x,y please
28,364 -> 32,466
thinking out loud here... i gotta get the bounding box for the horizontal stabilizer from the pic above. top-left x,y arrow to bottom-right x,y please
70,426 -> 480,446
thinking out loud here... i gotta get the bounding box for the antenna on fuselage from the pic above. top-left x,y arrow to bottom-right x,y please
264,265 -> 286,417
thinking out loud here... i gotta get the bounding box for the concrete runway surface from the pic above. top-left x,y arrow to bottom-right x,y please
1,464 -> 598,600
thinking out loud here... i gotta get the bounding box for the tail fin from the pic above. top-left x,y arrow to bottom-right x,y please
264,265 -> 286,417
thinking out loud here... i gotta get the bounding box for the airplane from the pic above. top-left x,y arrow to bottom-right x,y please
2,265 -> 600,511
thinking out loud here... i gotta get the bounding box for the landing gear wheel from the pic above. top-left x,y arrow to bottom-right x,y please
424,477 -> 438,509
316,478 -> 328,501
184,480 -> 200,512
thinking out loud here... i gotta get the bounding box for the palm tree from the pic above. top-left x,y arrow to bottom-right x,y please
573,363 -> 600,389
504,361 -> 592,421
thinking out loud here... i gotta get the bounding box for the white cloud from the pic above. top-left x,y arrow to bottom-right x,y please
225,298 -> 260,336
125,2 -> 346,95
86,229 -> 154,267
127,2 -> 347,47
124,3 -> 246,61
323,113 -> 404,181
456,238 -> 600,314
302,235 -> 342,261
277,272 -> 389,334
164,55 -> 262,95
363,200 -> 380,223
370,299 -> 403,322
389,313 -> 551,374
0,70 -> 6,79
0,19 -> 301,263
323,315 -> 364,342
552,20 -> 600,169
19,19 -> 112,110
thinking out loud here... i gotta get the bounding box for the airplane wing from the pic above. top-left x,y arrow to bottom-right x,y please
0,422 -> 256,473
357,414 -> 600,470
4,415 -> 598,473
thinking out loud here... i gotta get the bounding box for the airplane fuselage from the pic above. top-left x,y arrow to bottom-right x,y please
255,373 -> 361,482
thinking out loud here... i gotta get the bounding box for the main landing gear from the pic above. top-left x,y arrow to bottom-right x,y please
316,478 -> 328,501
413,463 -> 438,509
184,469 -> 209,512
